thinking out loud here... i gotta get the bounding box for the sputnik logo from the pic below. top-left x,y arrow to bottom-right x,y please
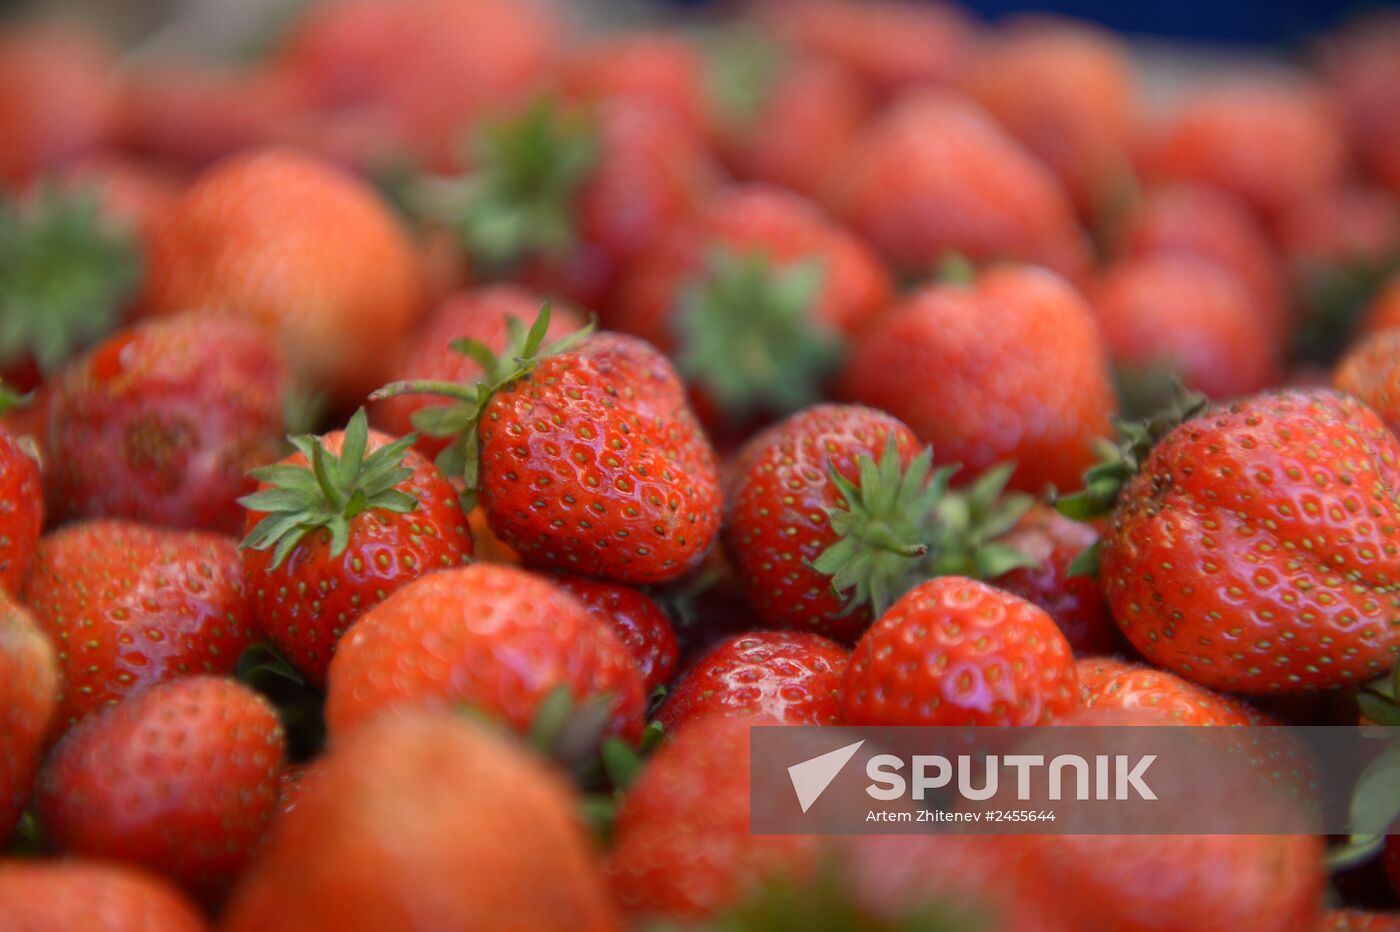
787,740 -> 865,813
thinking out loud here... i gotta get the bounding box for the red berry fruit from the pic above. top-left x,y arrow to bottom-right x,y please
0,419 -> 41,600
843,575 -> 1079,726
240,408 -> 471,687
22,520 -> 253,729
657,630 -> 848,732
37,676 -> 285,902
0,861 -> 208,932
552,574 -> 679,693
0,596 -> 57,845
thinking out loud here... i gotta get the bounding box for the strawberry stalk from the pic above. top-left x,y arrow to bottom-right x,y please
0,184 -> 140,376
238,408 -> 421,569
370,304 -> 593,509
675,248 -> 842,422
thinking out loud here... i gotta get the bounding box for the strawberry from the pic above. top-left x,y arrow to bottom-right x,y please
552,574 -> 679,694
120,64 -> 307,173
141,147 -> 423,403
1274,185 -> 1400,278
1320,14 -> 1400,194
1009,709 -> 1326,932
610,185 -> 892,425
703,37 -> 872,200
826,91 -> 1089,281
963,17 -> 1134,217
0,24 -> 118,187
240,408 -> 471,688
1335,330 -> 1400,436
1119,183 -> 1288,348
1140,75 -> 1345,218
724,404 -> 953,640
993,504 -> 1122,656
1081,662 -> 1259,725
560,31 -> 708,139
1091,254 -> 1281,409
840,264 -> 1116,494
843,575 -> 1079,726
47,310 -> 289,535
0,596 -> 57,844
0,417 -> 41,599
371,285 -> 583,460
1090,389 -> 1400,692
60,156 -> 183,246
657,630 -> 848,732
36,676 -> 285,902
373,309 -> 722,584
0,862 -> 208,932
1074,655 -> 1139,697
222,711 -> 621,932
415,98 -> 718,310
21,520 -> 254,729
754,0 -> 974,97
325,564 -> 644,743
607,714 -> 819,923
1,183 -> 143,390
276,0 -> 560,171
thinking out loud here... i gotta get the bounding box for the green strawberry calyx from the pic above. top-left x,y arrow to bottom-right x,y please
928,463 -> 1038,580
239,408 -> 421,569
0,382 -> 32,416
810,435 -> 950,620
1054,381 -> 1208,575
674,248 -> 841,422
370,304 -> 594,510
702,27 -> 787,133
0,183 -> 141,376
409,99 -> 599,272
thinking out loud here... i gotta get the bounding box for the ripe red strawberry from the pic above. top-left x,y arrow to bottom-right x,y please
60,156 -> 183,245
657,630 -> 848,732
1,182 -> 143,390
1091,254 -> 1281,408
724,404 -> 938,640
1321,15 -> 1400,194
993,504 -> 1121,656
826,92 -> 1089,281
755,0 -> 974,97
840,264 -> 1116,494
560,31 -> 708,138
326,564 -> 644,743
607,714 -> 819,923
552,574 -> 678,693
1073,655 -> 1139,699
22,520 -> 253,729
0,862 -> 208,932
1140,75 -> 1345,217
843,575 -> 1079,726
240,408 -> 471,688
1119,183 -> 1288,347
0,24 -> 118,186
374,310 -> 722,584
419,98 -> 719,310
371,285 -> 583,459
610,185 -> 892,425
37,676 -> 285,902
1081,662 -> 1259,725
223,711 -> 621,932
48,310 -> 288,535
0,596 -> 57,845
1274,185 -> 1400,278
704,40 -> 872,200
0,418 -> 41,599
1335,330 -> 1400,436
1009,707 -> 1326,931
1097,389 -> 1400,692
141,147 -> 424,404
276,0 -> 560,171
964,18 -> 1134,217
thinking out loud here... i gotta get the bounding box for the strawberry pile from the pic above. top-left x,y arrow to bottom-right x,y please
3,0 -> 1400,929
